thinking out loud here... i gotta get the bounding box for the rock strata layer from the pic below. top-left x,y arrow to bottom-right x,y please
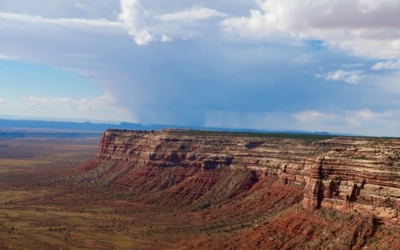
303,138 -> 400,225
74,129 -> 400,226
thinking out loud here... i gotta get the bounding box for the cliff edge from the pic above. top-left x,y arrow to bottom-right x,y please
72,129 -> 400,226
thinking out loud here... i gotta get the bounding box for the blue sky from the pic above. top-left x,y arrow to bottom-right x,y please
1,0 -> 400,136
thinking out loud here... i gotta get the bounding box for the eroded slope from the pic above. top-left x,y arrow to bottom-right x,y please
67,129 -> 400,249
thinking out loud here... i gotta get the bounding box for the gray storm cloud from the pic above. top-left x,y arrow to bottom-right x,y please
1,0 -> 400,135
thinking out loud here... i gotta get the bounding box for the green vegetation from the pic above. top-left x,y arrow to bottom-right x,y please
168,129 -> 338,140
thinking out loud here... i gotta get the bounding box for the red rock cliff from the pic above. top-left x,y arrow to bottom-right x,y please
75,129 -> 400,225
303,138 -> 400,226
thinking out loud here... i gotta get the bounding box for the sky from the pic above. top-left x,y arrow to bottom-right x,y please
1,0 -> 400,136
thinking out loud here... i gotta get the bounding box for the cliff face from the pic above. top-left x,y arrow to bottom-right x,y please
73,129 -> 400,226
73,129 -> 325,207
303,138 -> 400,225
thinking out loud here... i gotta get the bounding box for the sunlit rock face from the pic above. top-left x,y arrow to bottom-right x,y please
303,138 -> 400,226
75,129 -> 400,225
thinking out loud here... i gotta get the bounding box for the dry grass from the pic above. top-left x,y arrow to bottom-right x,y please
0,138 -> 213,249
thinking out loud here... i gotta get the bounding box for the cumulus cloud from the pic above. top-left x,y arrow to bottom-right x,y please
371,60 -> 400,70
221,0 -> 400,59
0,97 -> 15,105
0,94 -> 133,122
161,35 -> 173,42
205,109 -> 399,136
345,109 -> 393,126
118,0 -> 154,45
157,7 -> 227,22
353,109 -> 392,120
323,70 -> 366,84
294,54 -> 311,63
292,108 -> 400,135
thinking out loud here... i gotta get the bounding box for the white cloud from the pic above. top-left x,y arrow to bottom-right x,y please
157,7 -> 227,22
161,35 -> 173,42
221,0 -> 400,60
295,111 -> 336,123
73,2 -> 91,12
294,108 -> 400,135
371,60 -> 400,70
314,73 -> 323,78
204,109 -> 395,135
0,97 -> 15,105
0,12 -> 123,34
345,109 -> 393,126
205,110 -> 341,132
0,54 -> 18,60
0,3 -> 238,47
0,94 -> 134,122
118,0 -> 154,45
353,109 -> 392,119
324,70 -> 366,84
294,54 -> 311,63
23,93 -> 117,111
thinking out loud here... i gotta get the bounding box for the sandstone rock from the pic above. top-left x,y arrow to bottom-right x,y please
74,129 -> 400,226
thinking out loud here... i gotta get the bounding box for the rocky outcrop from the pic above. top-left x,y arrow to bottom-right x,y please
74,129 -> 400,226
91,129 -> 334,185
303,138 -> 400,226
73,129 -> 329,206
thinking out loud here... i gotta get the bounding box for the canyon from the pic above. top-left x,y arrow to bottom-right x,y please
66,129 -> 400,249
2,129 -> 400,249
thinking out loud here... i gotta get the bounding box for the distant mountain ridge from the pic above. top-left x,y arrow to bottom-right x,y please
0,118 -> 356,136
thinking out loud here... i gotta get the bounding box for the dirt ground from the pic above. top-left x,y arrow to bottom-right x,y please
0,139 -> 244,249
